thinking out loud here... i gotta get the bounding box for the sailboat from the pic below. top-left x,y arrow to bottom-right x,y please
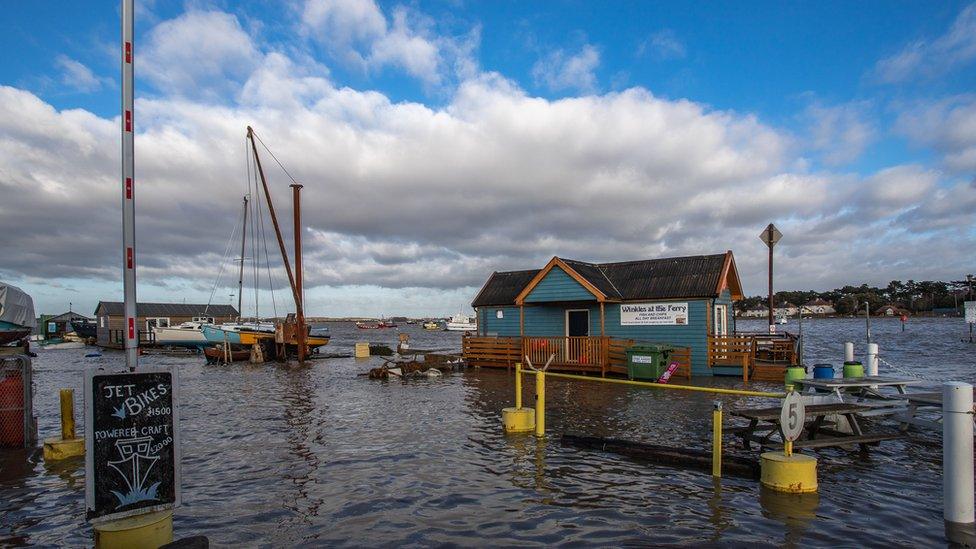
203,127 -> 328,361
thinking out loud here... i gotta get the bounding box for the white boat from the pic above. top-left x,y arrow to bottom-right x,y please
422,321 -> 440,330
777,315 -> 788,324
445,313 -> 477,332
152,318 -> 215,348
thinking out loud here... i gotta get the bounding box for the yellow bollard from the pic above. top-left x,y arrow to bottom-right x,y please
712,401 -> 722,477
760,452 -> 817,493
515,363 -> 522,409
60,388 -> 75,440
501,364 -> 534,433
94,510 -> 174,549
535,370 -> 545,438
43,389 -> 84,461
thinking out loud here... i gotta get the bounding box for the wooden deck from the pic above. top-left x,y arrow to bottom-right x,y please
707,333 -> 798,381
462,335 -> 691,380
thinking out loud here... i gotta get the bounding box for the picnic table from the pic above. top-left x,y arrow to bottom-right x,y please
892,388 -> 976,430
731,402 -> 901,453
791,376 -> 923,417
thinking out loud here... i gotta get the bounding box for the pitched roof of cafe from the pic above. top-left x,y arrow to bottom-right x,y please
472,251 -> 742,307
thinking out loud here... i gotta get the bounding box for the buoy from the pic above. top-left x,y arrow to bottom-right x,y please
843,361 -> 864,378
502,407 -> 535,433
812,364 -> 834,379
94,510 -> 173,549
760,452 -> 818,493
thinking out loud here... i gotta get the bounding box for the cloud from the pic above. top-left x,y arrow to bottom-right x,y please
55,55 -> 111,93
871,3 -> 976,83
300,0 -> 475,86
532,44 -> 601,93
895,94 -> 976,172
637,30 -> 686,60
800,100 -> 875,166
142,10 -> 261,100
2,7 -> 973,316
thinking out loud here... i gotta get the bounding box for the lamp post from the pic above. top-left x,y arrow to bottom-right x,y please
759,224 -> 782,334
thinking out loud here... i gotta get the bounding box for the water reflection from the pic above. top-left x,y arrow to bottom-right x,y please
759,488 -> 820,545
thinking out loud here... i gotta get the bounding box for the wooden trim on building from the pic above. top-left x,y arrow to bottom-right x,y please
716,250 -> 744,300
514,256 -> 607,305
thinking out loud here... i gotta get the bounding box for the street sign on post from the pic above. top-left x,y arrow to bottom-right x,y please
965,301 -> 975,343
84,367 -> 181,523
759,223 -> 782,333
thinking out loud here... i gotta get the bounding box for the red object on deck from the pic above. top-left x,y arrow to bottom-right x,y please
657,361 -> 680,384
0,371 -> 25,447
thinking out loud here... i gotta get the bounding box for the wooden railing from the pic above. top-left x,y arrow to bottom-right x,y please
707,333 -> 798,381
523,336 -> 607,373
462,335 -> 690,380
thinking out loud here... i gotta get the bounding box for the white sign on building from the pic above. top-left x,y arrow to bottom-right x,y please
620,302 -> 689,326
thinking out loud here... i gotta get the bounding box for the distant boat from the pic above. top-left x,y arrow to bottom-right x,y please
153,318 -> 214,347
356,321 -> 380,329
422,321 -> 440,331
202,322 -> 275,345
71,319 -> 97,339
777,315 -> 788,325
0,283 -> 35,346
445,313 -> 477,332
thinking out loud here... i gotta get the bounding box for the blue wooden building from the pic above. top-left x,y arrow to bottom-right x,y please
465,252 -> 754,377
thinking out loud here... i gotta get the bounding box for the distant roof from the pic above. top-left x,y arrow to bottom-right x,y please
805,298 -> 833,306
472,252 -> 741,307
94,302 -> 239,317
45,311 -> 92,322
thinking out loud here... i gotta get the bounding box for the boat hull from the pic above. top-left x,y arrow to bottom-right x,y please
153,326 -> 209,347
202,325 -> 242,345
70,320 -> 97,339
0,321 -> 30,346
445,323 -> 477,332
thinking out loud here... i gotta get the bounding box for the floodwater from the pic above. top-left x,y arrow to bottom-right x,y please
2,317 -> 974,546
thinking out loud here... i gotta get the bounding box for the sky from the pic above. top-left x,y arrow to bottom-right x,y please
0,0 -> 974,318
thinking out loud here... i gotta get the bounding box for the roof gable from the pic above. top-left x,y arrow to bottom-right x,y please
522,264 -> 601,303
515,257 -> 608,305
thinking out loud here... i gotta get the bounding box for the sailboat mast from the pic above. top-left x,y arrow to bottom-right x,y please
246,126 -> 303,319
237,195 -> 248,320
121,0 -> 138,371
291,183 -> 306,362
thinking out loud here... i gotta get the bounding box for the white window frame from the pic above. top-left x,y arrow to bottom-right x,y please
146,317 -> 171,329
714,305 -> 728,336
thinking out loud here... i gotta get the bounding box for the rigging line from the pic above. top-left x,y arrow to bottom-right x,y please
252,130 -> 300,185
257,172 -> 279,319
205,204 -> 244,314
251,148 -> 260,321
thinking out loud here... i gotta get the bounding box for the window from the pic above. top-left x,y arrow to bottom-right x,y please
145,317 -> 170,329
496,309 -> 504,319
713,305 -> 728,336
100,316 -> 106,328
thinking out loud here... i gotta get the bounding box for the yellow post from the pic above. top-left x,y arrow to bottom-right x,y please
712,401 -> 722,477
515,363 -> 523,409
60,389 -> 75,440
43,388 -> 84,461
784,440 -> 793,458
535,370 -> 545,438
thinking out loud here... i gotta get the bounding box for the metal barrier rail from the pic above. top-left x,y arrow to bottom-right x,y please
507,359 -> 784,478
532,370 -> 785,398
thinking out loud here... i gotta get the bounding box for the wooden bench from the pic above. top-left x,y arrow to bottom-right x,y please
732,402 -> 902,454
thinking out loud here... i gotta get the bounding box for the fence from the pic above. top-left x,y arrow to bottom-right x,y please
0,355 -> 35,448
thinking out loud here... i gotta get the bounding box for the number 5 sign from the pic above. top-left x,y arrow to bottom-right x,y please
780,391 -> 805,443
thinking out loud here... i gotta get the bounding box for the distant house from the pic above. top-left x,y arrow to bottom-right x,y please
470,252 -> 743,376
740,305 -> 769,318
93,301 -> 238,347
39,311 -> 91,339
774,303 -> 798,317
803,298 -> 835,316
875,304 -> 908,317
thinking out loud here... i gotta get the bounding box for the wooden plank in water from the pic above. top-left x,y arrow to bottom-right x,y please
732,403 -> 871,421
561,434 -> 760,479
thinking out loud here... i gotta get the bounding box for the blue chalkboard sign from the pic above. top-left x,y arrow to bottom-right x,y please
84,367 -> 181,522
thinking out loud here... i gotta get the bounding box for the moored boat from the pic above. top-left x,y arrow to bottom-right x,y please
422,320 -> 440,330
153,318 -> 214,347
445,313 -> 477,332
70,319 -> 97,339
0,283 -> 36,346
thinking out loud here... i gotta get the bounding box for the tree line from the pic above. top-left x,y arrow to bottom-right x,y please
735,279 -> 975,315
